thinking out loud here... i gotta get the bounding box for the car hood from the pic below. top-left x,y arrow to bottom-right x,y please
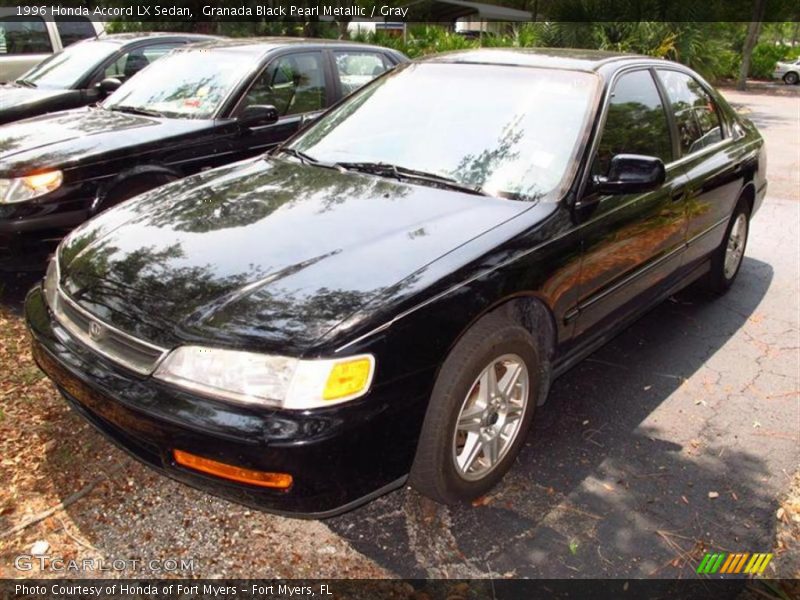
0,85 -> 78,125
0,107 -> 214,175
58,158 -> 532,355
0,85 -> 68,109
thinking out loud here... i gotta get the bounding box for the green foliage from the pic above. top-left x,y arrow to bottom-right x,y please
105,19 -> 800,83
750,42 -> 798,78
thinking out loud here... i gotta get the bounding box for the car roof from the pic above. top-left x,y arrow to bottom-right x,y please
181,36 -> 402,57
92,32 -> 219,46
420,47 -> 653,72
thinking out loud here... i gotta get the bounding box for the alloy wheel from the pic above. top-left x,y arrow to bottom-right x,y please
724,213 -> 748,279
452,354 -> 529,481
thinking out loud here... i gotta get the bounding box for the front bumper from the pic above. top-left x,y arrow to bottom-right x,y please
0,193 -> 92,270
25,285 -> 431,517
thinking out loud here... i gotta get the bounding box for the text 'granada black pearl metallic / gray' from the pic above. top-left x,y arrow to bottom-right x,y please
26,48 -> 767,517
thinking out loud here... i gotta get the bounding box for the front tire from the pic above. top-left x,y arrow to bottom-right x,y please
409,313 -> 539,504
784,72 -> 799,85
703,198 -> 750,294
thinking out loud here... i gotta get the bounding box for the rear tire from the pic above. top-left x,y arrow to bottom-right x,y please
702,198 -> 750,294
409,313 -> 540,504
784,72 -> 799,85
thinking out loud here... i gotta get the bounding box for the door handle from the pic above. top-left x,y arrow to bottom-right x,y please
670,186 -> 686,202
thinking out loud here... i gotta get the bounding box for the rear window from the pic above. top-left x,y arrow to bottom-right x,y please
0,17 -> 52,55
55,18 -> 97,48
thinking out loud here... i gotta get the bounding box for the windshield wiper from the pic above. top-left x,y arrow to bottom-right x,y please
107,105 -> 165,118
14,79 -> 36,88
334,162 -> 488,196
274,147 -> 320,165
273,147 -> 339,170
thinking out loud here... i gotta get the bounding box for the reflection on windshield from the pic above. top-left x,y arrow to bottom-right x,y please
103,50 -> 254,120
19,41 -> 118,89
291,63 -> 598,201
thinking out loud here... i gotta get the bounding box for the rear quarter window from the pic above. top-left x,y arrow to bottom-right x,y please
55,17 -> 97,48
0,17 -> 52,55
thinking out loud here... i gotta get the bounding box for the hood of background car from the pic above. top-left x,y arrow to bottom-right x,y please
0,85 -> 66,108
0,107 -> 215,175
59,158 -> 531,354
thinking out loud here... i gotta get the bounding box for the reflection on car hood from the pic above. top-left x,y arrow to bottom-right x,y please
0,85 -> 66,110
59,158 -> 531,355
0,107 -> 213,174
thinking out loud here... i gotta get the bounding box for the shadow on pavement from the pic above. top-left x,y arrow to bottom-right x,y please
328,257 -> 777,578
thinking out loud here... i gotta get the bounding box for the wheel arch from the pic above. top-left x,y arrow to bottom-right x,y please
440,293 -> 558,406
94,164 -> 182,211
739,179 -> 757,216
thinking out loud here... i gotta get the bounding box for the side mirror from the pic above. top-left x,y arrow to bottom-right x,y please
96,77 -> 122,96
593,154 -> 666,195
239,104 -> 279,128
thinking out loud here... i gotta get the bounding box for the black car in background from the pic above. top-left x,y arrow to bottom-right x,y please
26,49 -> 766,516
0,38 -> 406,268
0,33 -> 215,125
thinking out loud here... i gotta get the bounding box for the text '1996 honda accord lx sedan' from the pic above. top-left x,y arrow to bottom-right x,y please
26,49 -> 766,517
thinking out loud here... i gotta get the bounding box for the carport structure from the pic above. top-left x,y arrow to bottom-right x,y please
398,0 -> 534,41
401,0 -> 534,22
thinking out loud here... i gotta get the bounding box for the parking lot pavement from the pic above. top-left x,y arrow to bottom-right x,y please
0,89 -> 797,580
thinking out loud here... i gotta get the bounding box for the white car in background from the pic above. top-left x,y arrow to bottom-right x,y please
773,57 -> 800,85
0,13 -> 105,83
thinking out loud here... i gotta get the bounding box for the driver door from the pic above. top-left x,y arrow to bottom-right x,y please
228,51 -> 330,159
573,68 -> 689,340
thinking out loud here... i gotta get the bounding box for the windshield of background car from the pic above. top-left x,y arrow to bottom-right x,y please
290,62 -> 599,201
103,49 -> 255,119
19,41 -> 118,88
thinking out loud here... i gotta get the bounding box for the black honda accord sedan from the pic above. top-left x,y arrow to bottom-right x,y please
0,33 -> 216,125
0,37 -> 405,268
25,49 -> 766,517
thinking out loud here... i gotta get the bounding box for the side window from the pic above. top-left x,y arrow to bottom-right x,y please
657,70 -> 724,156
593,70 -> 673,176
333,51 -> 390,96
0,17 -> 52,55
242,52 -> 326,117
104,44 -> 180,82
54,18 -> 96,48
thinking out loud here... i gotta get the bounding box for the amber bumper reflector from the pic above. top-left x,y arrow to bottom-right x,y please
173,449 -> 293,490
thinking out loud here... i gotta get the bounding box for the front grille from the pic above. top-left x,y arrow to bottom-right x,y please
53,289 -> 168,375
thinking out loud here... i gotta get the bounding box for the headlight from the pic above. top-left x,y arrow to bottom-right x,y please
0,170 -> 63,204
153,346 -> 375,410
43,255 -> 59,310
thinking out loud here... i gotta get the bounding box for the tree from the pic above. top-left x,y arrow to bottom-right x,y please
738,0 -> 768,90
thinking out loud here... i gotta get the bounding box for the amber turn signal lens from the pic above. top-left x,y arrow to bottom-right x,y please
173,449 -> 292,490
24,170 -> 63,192
323,357 -> 373,401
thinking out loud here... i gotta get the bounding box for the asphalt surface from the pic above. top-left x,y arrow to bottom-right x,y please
0,87 -> 797,579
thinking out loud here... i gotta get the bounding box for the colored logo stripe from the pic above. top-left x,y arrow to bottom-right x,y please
697,552 -> 773,575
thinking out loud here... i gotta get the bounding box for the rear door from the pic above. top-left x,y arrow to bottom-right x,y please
574,68 -> 689,340
655,68 -> 743,267
330,49 -> 394,98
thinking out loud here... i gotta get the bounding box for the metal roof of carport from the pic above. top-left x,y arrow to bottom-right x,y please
401,0 -> 534,22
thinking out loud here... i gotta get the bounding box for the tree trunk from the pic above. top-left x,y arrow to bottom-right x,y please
737,0 -> 767,91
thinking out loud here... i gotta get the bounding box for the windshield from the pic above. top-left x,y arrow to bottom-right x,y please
290,63 -> 599,201
103,49 -> 255,119
18,41 -> 117,89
